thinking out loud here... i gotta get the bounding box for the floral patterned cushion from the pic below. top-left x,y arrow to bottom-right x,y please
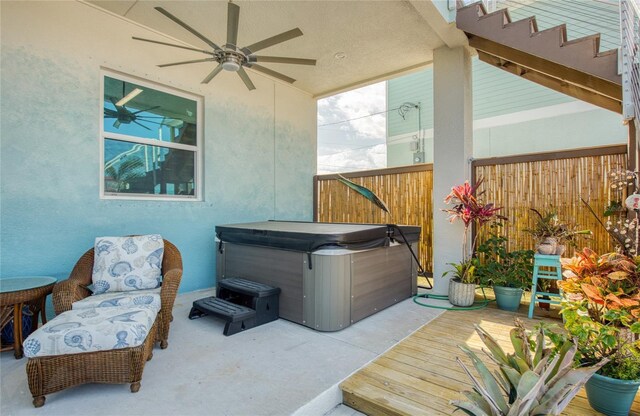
23,305 -> 157,358
72,288 -> 161,311
91,235 -> 164,294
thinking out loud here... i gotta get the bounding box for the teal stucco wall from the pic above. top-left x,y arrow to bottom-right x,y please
0,2 -> 316,293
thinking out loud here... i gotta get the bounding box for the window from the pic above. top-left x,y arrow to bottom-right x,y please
100,70 -> 203,200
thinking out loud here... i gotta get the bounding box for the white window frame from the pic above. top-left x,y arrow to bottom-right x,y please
99,68 -> 204,201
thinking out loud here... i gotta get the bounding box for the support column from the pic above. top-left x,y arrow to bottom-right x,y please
432,46 -> 473,295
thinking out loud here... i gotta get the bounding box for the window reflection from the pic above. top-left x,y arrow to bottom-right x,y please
103,76 -> 197,146
104,139 -> 196,196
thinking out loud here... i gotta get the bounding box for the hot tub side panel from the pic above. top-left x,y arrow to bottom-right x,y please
217,242 -> 304,324
303,254 -> 352,331
350,244 -> 417,324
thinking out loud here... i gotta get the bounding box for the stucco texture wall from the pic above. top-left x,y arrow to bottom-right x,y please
0,1 -> 317,293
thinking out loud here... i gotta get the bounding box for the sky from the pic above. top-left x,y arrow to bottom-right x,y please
317,82 -> 387,174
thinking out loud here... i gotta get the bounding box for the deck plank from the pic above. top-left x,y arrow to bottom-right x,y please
340,305 -> 640,415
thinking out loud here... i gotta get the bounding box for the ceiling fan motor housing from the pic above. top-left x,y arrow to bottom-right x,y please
220,52 -> 243,72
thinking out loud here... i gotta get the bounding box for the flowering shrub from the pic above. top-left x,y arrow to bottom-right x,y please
603,169 -> 639,255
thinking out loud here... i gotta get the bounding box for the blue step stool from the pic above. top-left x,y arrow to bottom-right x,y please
528,254 -> 563,319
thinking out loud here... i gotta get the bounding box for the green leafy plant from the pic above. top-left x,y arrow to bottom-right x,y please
559,248 -> 640,380
451,319 -> 607,415
525,208 -> 591,248
476,230 -> 534,290
444,258 -> 479,285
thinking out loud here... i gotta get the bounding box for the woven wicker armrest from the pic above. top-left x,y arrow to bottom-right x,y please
160,268 -> 182,308
52,248 -> 94,314
52,279 -> 92,314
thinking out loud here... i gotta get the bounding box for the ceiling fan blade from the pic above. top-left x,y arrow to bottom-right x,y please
248,64 -> 296,83
132,105 -> 161,115
154,7 -> 222,51
242,28 -> 303,54
201,64 -> 224,84
237,67 -> 256,91
226,2 -> 240,48
132,37 -> 213,55
158,58 -> 217,68
253,56 -> 316,66
133,120 -> 152,130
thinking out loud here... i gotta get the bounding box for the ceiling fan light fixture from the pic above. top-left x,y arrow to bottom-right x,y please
222,61 -> 241,72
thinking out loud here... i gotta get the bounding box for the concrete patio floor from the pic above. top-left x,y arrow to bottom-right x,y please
1,288 -> 444,416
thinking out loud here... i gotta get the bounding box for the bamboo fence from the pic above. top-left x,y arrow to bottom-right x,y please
314,145 -> 628,273
473,145 -> 628,257
314,165 -> 433,272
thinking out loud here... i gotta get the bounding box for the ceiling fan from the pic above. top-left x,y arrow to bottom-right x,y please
104,84 -> 166,130
133,1 -> 316,90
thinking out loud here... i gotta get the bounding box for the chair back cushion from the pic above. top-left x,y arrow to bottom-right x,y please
91,235 -> 164,294
23,305 -> 158,357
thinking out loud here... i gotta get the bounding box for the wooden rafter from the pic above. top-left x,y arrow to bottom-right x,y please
472,37 -> 622,113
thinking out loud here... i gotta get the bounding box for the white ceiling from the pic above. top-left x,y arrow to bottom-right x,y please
87,0 -> 466,97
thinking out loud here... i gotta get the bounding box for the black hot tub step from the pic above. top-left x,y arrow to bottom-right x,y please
188,297 -> 257,336
218,278 -> 281,297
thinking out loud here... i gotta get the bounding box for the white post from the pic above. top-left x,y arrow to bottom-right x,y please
432,46 -> 473,295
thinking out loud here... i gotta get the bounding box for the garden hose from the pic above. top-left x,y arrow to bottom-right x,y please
413,286 -> 494,310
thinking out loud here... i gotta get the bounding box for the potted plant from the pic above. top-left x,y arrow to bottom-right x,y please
526,208 -> 591,255
443,258 -> 479,307
559,248 -> 640,416
476,230 -> 534,311
442,179 -> 505,307
451,318 -> 607,415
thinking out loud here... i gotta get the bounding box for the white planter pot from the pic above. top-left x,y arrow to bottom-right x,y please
448,279 -> 476,307
537,237 -> 558,255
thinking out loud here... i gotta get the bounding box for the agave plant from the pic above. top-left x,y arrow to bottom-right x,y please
451,319 -> 607,416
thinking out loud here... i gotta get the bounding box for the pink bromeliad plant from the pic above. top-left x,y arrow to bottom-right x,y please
443,178 -> 505,283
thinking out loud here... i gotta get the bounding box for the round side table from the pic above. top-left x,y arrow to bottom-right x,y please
0,276 -> 57,359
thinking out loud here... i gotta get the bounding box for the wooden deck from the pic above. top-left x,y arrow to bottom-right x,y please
340,301 -> 640,416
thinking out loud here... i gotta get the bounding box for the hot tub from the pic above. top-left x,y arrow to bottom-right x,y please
215,221 -> 420,331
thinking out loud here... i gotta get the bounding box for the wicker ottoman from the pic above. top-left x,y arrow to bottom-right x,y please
23,306 -> 158,407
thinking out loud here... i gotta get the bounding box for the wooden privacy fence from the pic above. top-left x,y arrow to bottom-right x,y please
314,144 -> 628,274
314,165 -> 434,272
473,145 -> 628,257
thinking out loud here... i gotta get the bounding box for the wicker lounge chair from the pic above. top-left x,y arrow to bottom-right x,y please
52,238 -> 183,349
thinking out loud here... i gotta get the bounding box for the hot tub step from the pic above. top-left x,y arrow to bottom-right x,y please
217,278 -> 280,327
188,297 -> 257,336
218,277 -> 281,298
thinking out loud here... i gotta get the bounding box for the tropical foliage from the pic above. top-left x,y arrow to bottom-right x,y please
525,209 -> 590,247
104,156 -> 145,192
443,178 -> 505,284
451,319 -> 607,415
444,258 -> 479,285
559,248 -> 640,380
476,231 -> 534,289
